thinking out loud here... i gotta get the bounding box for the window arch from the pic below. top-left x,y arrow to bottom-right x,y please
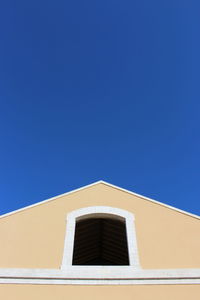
61,206 -> 140,270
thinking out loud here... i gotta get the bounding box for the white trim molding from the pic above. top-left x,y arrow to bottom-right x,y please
1,180 -> 199,220
0,268 -> 200,285
61,206 -> 141,270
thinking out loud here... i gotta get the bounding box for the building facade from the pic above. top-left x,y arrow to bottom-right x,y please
0,181 -> 200,299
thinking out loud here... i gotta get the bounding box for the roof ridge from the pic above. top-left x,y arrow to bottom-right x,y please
0,180 -> 199,220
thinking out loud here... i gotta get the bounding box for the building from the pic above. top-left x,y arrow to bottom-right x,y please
0,180 -> 200,299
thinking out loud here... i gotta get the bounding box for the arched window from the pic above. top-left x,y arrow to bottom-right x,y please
72,216 -> 129,265
61,206 -> 140,271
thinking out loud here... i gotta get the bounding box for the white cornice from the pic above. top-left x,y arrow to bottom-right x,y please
0,267 -> 200,285
0,180 -> 199,220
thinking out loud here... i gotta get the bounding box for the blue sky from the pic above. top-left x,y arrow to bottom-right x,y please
0,0 -> 200,216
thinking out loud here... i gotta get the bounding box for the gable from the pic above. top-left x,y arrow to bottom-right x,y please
0,181 -> 200,270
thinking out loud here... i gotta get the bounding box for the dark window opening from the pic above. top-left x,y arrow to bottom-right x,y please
72,217 -> 129,265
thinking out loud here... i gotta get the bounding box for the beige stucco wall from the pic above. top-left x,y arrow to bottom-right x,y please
1,284 -> 200,300
0,183 -> 199,269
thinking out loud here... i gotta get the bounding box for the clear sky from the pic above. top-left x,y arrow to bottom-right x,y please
0,0 -> 200,216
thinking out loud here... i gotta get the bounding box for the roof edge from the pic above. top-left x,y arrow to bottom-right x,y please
100,181 -> 200,220
0,181 -> 103,219
0,180 -> 199,220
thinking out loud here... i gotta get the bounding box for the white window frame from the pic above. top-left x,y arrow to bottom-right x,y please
61,206 -> 141,272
